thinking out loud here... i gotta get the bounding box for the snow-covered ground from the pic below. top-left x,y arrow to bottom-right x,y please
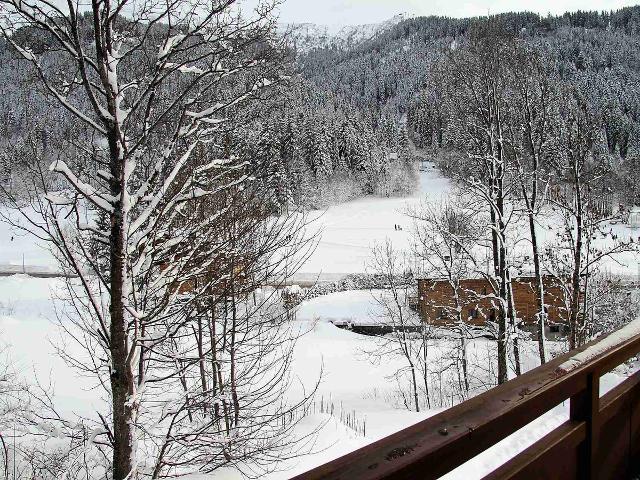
0,165 -> 450,277
3,163 -> 639,279
300,165 -> 451,275
266,291 -> 631,479
0,276 -> 100,416
0,260 -> 633,479
0,223 -> 58,273
1,163 -> 640,478
298,162 -> 640,278
296,289 -> 384,325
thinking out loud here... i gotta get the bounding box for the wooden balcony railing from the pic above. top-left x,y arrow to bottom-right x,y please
293,325 -> 640,480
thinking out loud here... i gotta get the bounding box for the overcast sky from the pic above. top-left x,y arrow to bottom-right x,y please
253,0 -> 640,26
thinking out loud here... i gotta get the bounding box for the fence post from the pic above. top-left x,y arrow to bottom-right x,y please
570,371 -> 599,480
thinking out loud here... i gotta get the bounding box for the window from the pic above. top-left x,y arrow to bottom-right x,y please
468,308 -> 479,319
549,324 -> 560,333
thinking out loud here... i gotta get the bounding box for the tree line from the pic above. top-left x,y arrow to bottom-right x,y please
302,7 -> 640,206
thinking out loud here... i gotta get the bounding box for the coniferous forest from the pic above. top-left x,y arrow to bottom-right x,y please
5,7 -> 640,210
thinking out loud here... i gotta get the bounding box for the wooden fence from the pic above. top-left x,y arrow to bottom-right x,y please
292,325 -> 640,479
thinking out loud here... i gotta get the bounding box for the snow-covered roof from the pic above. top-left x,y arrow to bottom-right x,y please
417,273 -> 540,282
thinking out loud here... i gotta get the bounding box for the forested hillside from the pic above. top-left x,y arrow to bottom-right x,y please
4,7 -> 640,209
0,17 -> 417,212
240,81 -> 415,209
0,7 -> 640,208
299,7 -> 640,204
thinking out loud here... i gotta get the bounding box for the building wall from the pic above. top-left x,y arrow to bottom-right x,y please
417,276 -> 568,327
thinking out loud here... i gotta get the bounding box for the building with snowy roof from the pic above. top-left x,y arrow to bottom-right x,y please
416,276 -> 569,336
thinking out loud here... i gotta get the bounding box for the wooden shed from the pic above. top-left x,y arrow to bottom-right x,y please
416,275 -> 569,333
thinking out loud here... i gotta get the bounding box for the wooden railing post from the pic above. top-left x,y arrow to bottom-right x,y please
570,371 -> 599,480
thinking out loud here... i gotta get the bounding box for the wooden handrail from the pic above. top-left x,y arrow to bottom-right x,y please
293,326 -> 640,480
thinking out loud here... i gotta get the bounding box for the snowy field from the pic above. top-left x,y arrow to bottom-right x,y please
0,278 -> 631,479
2,163 -> 640,279
1,163 -> 640,478
0,167 -> 450,276
0,223 -> 58,273
296,165 -> 451,275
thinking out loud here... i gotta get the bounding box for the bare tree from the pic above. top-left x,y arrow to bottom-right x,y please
506,45 -> 559,364
549,87 -> 638,349
440,22 -> 522,383
409,200 -> 483,397
0,347 -> 25,480
366,240 -> 423,412
0,1 -> 319,478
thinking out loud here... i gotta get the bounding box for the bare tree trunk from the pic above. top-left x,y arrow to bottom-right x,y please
207,302 -> 224,433
495,88 -> 519,382
506,276 -> 521,376
569,164 -> 584,351
496,280 -> 508,383
495,184 -> 509,384
0,0 -> 306,474
195,315 -> 208,414
519,55 -> 550,366
459,335 -> 469,394
109,239 -> 135,480
229,282 -> 241,426
490,191 -> 508,385
398,307 -> 420,413
529,211 -> 547,363
519,145 -> 546,363
455,290 -> 470,395
410,363 -> 420,413
526,136 -> 547,364
107,136 -> 136,480
422,329 -> 431,409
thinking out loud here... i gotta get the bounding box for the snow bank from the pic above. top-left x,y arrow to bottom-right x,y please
296,290 -> 387,325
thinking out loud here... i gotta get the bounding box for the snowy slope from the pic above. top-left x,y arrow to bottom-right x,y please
300,164 -> 450,275
285,14 -> 412,53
